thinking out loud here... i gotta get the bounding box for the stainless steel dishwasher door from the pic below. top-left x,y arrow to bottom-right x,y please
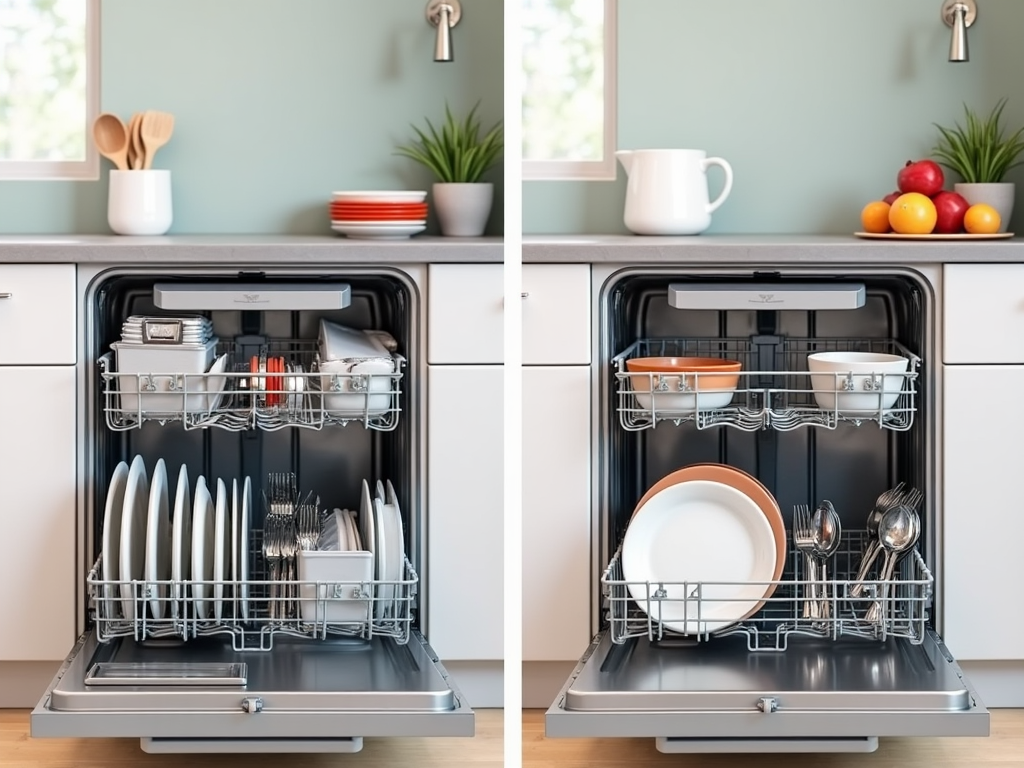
32,629 -> 473,747
546,629 -> 988,751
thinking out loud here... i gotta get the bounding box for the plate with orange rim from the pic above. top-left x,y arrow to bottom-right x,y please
632,463 -> 786,605
854,231 -> 1013,240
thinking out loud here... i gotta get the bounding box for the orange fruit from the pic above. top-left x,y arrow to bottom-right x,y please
888,192 -> 937,234
860,200 -> 892,233
963,203 -> 1001,234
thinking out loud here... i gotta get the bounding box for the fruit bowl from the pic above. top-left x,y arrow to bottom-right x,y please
624,357 -> 742,413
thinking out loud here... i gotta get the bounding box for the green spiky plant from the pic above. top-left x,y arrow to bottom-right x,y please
395,103 -> 503,184
932,99 -> 1024,183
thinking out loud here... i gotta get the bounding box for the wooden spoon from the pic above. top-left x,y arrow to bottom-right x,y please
140,110 -> 175,170
92,113 -> 130,171
126,112 -> 144,170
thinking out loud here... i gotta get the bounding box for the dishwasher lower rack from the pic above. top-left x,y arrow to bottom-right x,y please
603,530 -> 934,651
98,340 -> 405,432
613,337 -> 920,432
87,537 -> 417,651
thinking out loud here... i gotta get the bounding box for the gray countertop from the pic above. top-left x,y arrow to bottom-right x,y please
0,235 -> 504,264
523,234 -> 1024,263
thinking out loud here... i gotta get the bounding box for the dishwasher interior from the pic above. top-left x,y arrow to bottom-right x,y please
546,267 -> 989,753
32,268 -> 473,754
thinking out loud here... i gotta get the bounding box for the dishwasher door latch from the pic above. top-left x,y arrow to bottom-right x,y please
241,697 -> 264,714
757,697 -> 778,714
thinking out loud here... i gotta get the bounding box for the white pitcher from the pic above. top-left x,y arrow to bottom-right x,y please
616,149 -> 733,235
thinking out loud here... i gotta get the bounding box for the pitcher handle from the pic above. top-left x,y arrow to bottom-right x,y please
703,157 -> 733,214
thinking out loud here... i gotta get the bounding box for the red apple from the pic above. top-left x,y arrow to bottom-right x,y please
897,159 -> 945,197
882,191 -> 901,205
931,190 -> 971,234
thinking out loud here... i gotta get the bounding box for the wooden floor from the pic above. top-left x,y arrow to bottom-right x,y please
0,708 -> 502,767
523,709 -> 1024,767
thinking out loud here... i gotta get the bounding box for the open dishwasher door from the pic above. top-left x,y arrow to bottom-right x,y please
545,629 -> 987,753
31,267 -> 475,753
545,267 -> 989,753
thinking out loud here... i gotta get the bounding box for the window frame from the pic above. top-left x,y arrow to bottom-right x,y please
522,0 -> 617,181
0,0 -> 100,181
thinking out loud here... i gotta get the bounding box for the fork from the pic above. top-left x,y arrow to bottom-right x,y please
263,515 -> 283,620
850,485 -> 922,597
792,504 -> 818,620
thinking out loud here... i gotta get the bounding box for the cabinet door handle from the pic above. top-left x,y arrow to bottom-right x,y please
0,293 -> 11,299
521,292 -> 529,299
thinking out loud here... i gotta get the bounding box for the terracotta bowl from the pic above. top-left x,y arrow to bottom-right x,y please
624,357 -> 742,413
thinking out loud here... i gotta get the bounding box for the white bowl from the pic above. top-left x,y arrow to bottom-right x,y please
807,351 -> 910,413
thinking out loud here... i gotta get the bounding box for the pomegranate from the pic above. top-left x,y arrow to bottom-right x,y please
931,190 -> 971,234
897,159 -> 944,197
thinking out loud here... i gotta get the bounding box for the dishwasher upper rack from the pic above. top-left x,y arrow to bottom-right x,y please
602,529 -> 933,652
98,340 -> 405,432
87,541 -> 417,652
613,337 -> 921,432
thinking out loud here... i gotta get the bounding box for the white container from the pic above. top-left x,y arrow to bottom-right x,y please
432,182 -> 493,237
297,550 -> 373,625
319,357 -> 398,416
108,170 -> 173,236
807,352 -> 910,413
112,338 -> 219,416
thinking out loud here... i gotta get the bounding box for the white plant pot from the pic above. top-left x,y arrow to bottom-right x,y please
108,170 -> 173,236
954,182 -> 1014,233
432,182 -> 493,237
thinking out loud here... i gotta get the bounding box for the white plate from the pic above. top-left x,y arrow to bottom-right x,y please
119,455 -> 150,623
372,497 -> 389,620
170,464 -> 191,619
375,480 -> 386,504
331,190 -> 427,203
213,478 -> 229,621
204,353 -> 230,412
143,458 -> 170,620
231,479 -> 239,591
622,479 -> 776,635
378,497 -> 404,621
385,479 -> 406,567
358,480 -> 376,561
331,223 -> 425,240
334,509 -> 351,551
101,461 -> 130,620
239,477 -> 252,620
344,509 -> 362,551
191,477 -> 215,620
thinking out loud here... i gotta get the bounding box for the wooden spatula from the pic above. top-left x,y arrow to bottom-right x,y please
127,112 -> 145,170
140,110 -> 175,170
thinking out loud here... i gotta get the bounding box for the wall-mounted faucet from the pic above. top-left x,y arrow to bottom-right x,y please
942,0 -> 977,63
427,0 -> 461,63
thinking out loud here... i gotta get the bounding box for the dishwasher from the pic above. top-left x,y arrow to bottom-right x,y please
545,263 -> 990,753
31,264 -> 474,754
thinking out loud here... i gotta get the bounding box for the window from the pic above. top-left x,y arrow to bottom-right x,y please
0,0 -> 99,180
522,0 -> 616,180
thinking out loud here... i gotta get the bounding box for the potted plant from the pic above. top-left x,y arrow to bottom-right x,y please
396,103 -> 503,237
932,98 -> 1024,232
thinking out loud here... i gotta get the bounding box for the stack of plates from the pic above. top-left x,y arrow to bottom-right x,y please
622,463 -> 786,635
120,315 -> 214,345
329,191 -> 428,240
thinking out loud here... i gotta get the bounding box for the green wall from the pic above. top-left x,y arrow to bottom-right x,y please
0,0 -> 504,235
523,0 -> 1024,235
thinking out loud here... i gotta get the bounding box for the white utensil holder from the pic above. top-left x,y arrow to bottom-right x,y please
297,550 -> 374,625
108,169 -> 173,236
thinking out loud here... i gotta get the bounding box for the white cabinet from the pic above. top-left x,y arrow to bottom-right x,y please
523,264 -> 591,365
522,366 -> 591,660
0,264 -> 76,365
426,365 -> 503,661
427,264 -> 504,364
0,366 -> 76,660
944,264 -> 1024,364
942,365 -> 1024,660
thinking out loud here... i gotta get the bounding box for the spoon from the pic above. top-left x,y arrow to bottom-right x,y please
140,110 -> 175,170
850,483 -> 905,598
92,113 -> 130,171
810,500 -> 842,621
864,505 -> 920,626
